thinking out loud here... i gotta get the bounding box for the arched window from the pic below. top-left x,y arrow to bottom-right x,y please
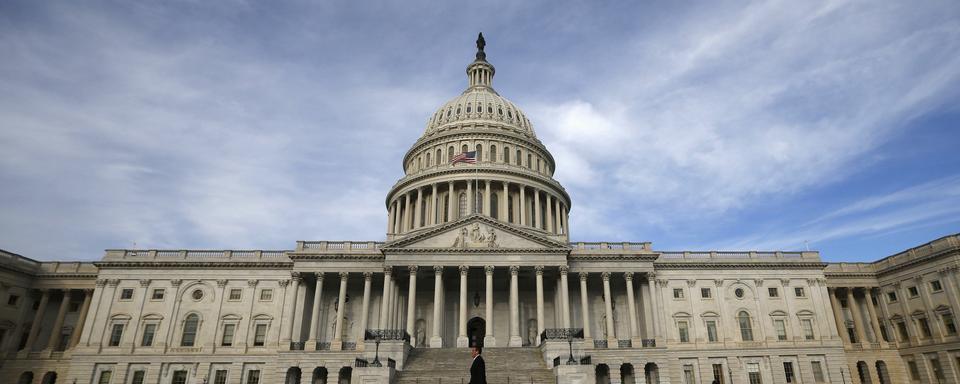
462,144 -> 469,154
508,193 -> 515,223
426,152 -> 431,167
476,144 -> 482,161
490,145 -> 497,162
436,149 -> 442,165
491,193 -> 499,220
516,149 -> 521,165
181,314 -> 200,346
738,311 -> 753,341
440,196 -> 448,223
420,198 -> 427,227
448,146 -> 455,161
527,154 -> 532,168
458,193 -> 467,219
504,147 -> 510,163
417,157 -> 422,170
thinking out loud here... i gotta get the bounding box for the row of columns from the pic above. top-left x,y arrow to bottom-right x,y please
1,288 -> 93,355
288,272 -> 376,351
828,287 -> 886,347
387,180 -> 568,236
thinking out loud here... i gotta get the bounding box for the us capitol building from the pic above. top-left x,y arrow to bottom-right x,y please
2,35 -> 960,384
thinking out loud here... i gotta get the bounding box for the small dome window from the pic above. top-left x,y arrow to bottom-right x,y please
456,106 -> 461,114
466,104 -> 472,113
488,106 -> 493,114
507,110 -> 512,119
498,107 -> 503,115
735,288 -> 745,298
446,109 -> 451,117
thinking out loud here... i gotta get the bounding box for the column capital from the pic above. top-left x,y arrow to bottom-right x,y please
714,279 -> 724,287
107,279 -> 120,287
535,265 -> 544,275
780,278 -> 790,286
279,280 -> 291,288
363,271 -> 373,280
139,279 -> 151,287
383,267 -> 393,276
315,272 -> 325,281
217,279 -> 228,287
601,271 -> 611,281
247,279 -> 259,287
484,265 -> 495,275
647,271 -> 656,280
291,272 -> 302,282
624,272 -> 634,281
559,265 -> 569,275
434,266 -> 444,275
579,272 -> 589,281
339,271 -> 349,279
459,265 -> 469,275
409,265 -> 419,273
509,265 -> 519,275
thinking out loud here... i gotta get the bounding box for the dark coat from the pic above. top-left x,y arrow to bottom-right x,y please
470,355 -> 487,384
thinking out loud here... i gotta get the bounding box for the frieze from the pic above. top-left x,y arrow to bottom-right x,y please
452,223 -> 499,248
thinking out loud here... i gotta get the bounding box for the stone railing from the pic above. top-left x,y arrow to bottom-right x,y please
641,339 -> 657,348
659,251 -> 817,260
315,342 -> 331,351
593,340 -> 608,349
617,339 -> 632,348
290,341 -> 305,351
872,234 -> 959,272
553,355 -> 592,367
298,241 -> 384,252
540,328 -> 584,341
364,329 -> 410,342
570,242 -> 651,251
104,249 -> 291,262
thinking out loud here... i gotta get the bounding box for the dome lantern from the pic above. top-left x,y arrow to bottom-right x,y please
467,32 -> 495,90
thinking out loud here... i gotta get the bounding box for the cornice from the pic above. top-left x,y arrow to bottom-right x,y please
405,125 -> 554,167
382,247 -> 568,254
874,248 -> 959,277
569,254 -> 659,262
655,262 -> 829,270
386,166 -> 570,208
383,214 -> 571,251
287,254 -> 386,261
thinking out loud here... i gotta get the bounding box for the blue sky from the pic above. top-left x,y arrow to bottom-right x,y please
0,1 -> 958,262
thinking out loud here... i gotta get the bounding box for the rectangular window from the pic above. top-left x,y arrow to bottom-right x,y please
57,332 -> 70,351
897,322 -> 909,341
931,280 -> 943,292
120,288 -> 134,300
919,318 -> 932,338
909,286 -> 919,297
811,361 -> 825,383
712,364 -> 725,384
774,319 -> 788,341
214,370 -> 228,384
683,365 -> 696,384
172,370 -> 188,384
673,288 -> 684,299
768,287 -> 779,298
109,323 -> 124,346
259,289 -> 273,301
229,289 -> 242,301
747,363 -> 762,384
151,289 -> 164,300
141,323 -> 156,346
701,288 -> 712,298
908,361 -> 920,380
847,327 -> 858,343
887,291 -> 897,302
222,324 -> 236,346
794,287 -> 806,297
706,320 -> 718,342
678,321 -> 689,343
879,324 -> 890,342
944,314 -> 958,335
246,370 -> 261,384
254,324 -> 267,346
131,370 -> 145,384
6,294 -> 19,306
930,358 -> 945,381
783,362 -> 795,383
796,319 -> 812,340
97,371 -> 113,384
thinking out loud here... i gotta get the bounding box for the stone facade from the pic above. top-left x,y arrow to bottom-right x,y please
1,36 -> 957,384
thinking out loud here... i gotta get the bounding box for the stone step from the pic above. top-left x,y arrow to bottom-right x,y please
397,347 -> 554,383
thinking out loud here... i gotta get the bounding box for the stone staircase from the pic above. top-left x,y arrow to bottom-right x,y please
395,347 -> 555,383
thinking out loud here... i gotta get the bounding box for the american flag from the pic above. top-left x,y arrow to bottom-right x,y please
450,151 -> 477,165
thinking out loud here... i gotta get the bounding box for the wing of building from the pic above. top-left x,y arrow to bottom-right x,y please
2,35 -> 959,384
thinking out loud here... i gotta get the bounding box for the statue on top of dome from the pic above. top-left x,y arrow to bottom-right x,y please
476,32 -> 486,60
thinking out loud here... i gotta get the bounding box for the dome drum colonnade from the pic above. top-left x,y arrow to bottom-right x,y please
385,33 -> 570,240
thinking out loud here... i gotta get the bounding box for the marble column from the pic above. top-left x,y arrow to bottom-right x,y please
358,272 -> 372,348
281,273 -> 302,348
554,199 -> 562,234
403,192 -> 412,232
560,266 -> 571,328
561,204 -> 569,236
483,180 -> 491,216
458,265 -> 469,347
44,290 -> 71,352
431,266 -> 444,348
648,273 -> 661,343
80,280 -> 107,347
509,266 -> 522,347
69,289 -> 93,348
447,181 -> 455,223
546,194 -> 554,233
23,289 -> 50,351
387,201 -> 395,234
414,187 -> 424,228
501,182 -> 509,222
467,178 -> 474,215
640,278 -> 653,341
535,266 -> 545,345
406,266 -> 419,339
580,272 -> 593,342
847,288 -> 868,344
602,272 -> 617,346
307,273 -> 325,346
379,268 -> 392,328
519,186 -> 526,226
332,272 -> 349,350
625,273 -> 640,344
534,188 -> 541,229
394,200 -> 402,234
484,266 -> 496,346
864,287 -> 885,346
828,288 -> 850,343
431,184 -> 438,226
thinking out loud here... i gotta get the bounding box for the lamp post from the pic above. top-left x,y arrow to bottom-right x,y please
372,333 -> 382,367
567,332 -> 575,364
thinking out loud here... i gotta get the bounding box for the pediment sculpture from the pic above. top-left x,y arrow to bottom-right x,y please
452,223 -> 499,248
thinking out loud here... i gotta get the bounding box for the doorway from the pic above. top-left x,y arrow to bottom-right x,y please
467,317 -> 486,347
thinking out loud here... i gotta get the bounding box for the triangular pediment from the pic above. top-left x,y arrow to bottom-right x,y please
383,215 -> 569,251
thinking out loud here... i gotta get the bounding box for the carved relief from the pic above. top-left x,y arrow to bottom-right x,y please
452,223 -> 500,248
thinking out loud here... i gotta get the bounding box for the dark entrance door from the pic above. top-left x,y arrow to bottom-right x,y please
467,317 -> 485,347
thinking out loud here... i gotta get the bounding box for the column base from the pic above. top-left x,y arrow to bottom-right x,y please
456,336 -> 469,348
331,340 -> 343,351
509,335 -> 523,347
483,335 -> 496,347
583,337 -> 594,348
631,337 -> 644,348
607,338 -> 619,349
429,336 -> 443,348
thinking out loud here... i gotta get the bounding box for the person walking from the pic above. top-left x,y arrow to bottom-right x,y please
469,345 -> 487,384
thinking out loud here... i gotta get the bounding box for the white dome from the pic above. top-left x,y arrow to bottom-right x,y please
423,87 -> 536,138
